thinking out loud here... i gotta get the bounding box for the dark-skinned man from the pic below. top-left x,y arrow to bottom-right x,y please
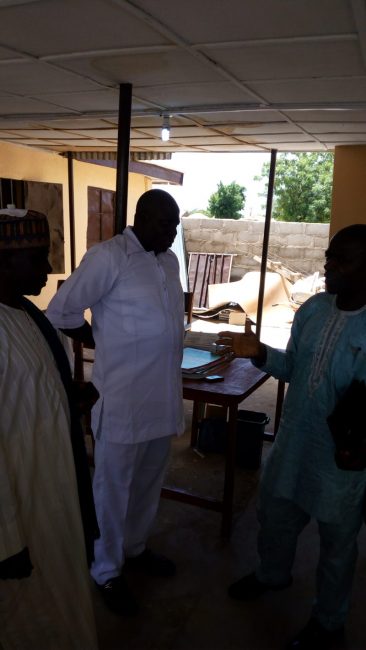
218,224 -> 366,650
0,209 -> 99,650
47,189 -> 185,616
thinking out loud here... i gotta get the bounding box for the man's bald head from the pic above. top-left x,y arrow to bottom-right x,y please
133,189 -> 180,254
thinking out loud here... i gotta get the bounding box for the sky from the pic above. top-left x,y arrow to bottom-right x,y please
152,151 -> 271,217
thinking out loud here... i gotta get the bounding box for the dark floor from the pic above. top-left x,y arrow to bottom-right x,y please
92,378 -> 366,650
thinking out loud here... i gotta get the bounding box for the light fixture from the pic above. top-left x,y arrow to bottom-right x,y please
161,115 -> 170,142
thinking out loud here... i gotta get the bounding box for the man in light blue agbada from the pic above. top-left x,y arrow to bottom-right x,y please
218,224 -> 366,650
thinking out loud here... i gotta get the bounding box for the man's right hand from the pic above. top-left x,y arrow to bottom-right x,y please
61,321 -> 95,348
0,547 -> 33,580
217,319 -> 267,364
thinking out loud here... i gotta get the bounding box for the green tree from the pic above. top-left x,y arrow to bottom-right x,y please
256,152 -> 334,223
207,181 -> 246,219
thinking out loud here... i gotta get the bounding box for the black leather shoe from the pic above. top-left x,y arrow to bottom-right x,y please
228,571 -> 293,601
125,548 -> 176,577
285,618 -> 345,650
95,575 -> 139,616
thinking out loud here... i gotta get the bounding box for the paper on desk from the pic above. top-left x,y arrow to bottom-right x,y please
181,346 -> 234,379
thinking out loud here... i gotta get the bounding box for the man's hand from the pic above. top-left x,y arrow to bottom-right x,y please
0,547 -> 33,580
217,319 -> 267,363
61,321 -> 95,348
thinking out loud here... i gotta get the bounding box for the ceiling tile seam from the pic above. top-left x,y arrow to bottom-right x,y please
0,110 -> 121,121
26,33 -> 358,64
242,74 -> 366,84
194,34 -> 358,50
3,102 -> 366,125
13,89 -> 119,100
41,45 -> 177,61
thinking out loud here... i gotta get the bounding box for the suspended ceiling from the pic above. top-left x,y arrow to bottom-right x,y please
1,0 -> 366,156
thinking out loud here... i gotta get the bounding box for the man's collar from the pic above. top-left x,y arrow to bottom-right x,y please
123,226 -> 145,254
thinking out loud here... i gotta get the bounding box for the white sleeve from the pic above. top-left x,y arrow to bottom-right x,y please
46,243 -> 118,329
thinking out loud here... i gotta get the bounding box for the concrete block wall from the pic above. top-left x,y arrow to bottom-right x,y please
182,216 -> 330,280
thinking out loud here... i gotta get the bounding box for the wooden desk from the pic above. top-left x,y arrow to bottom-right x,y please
162,358 -> 283,538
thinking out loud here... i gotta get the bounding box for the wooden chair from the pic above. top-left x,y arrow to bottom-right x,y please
56,279 -> 95,465
184,291 -> 194,328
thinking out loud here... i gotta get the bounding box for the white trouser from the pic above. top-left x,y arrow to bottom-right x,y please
90,435 -> 171,585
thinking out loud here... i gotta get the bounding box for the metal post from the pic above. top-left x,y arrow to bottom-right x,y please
67,152 -> 76,272
255,148 -> 277,337
115,83 -> 132,233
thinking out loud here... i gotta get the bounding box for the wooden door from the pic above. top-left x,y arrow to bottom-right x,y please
87,186 -> 115,249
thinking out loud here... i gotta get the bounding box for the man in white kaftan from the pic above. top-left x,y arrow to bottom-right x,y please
0,308 -> 98,650
219,224 -> 366,649
47,189 -> 185,614
0,209 -> 98,650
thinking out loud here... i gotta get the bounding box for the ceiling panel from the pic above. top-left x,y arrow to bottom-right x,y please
134,81 -> 253,107
0,95 -> 70,114
299,122 -> 366,133
87,51 -> 221,85
219,122 -> 303,135
235,133 -> 314,143
0,0 -> 364,154
69,128 -> 120,138
34,89 -> 120,112
0,62 -> 100,94
0,0 -> 170,56
250,77 -> 366,103
283,109 -> 366,123
134,0 -> 354,42
32,118 -> 119,129
319,133 -> 366,142
210,41 -> 364,80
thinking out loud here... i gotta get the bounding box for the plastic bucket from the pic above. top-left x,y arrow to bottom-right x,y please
236,409 -> 270,470
197,409 -> 270,469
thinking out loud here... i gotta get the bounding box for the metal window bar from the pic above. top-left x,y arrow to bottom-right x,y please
188,252 -> 235,308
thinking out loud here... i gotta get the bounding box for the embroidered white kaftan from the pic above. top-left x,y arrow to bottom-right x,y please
0,305 -> 98,650
258,292 -> 366,523
47,227 -> 185,444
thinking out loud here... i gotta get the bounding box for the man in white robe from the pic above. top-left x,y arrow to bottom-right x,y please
47,189 -> 185,616
0,209 -> 99,650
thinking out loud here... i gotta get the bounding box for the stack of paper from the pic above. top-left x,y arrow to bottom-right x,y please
181,346 -> 234,379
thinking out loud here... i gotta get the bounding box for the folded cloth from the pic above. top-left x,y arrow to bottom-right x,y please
327,379 -> 366,471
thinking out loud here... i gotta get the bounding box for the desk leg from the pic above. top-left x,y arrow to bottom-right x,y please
221,404 -> 237,539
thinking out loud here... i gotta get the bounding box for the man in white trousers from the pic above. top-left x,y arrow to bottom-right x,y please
47,189 -> 185,615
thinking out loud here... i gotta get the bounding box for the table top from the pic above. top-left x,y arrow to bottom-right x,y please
182,357 -> 269,406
